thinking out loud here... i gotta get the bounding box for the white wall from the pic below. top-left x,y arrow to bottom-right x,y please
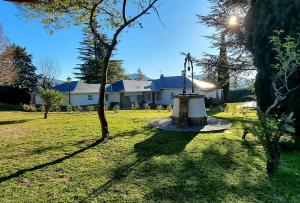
69,93 -> 99,106
105,93 -> 120,107
34,93 -> 99,106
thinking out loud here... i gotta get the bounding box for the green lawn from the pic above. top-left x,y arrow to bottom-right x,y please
0,104 -> 299,202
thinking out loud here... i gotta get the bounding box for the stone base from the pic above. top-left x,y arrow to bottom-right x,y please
172,116 -> 207,127
151,117 -> 232,132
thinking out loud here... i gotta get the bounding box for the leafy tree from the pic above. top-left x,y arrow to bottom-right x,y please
245,31 -> 300,173
197,0 -> 254,101
74,27 -> 127,84
19,0 -> 159,140
41,89 -> 65,119
12,45 -> 38,90
246,0 -> 300,136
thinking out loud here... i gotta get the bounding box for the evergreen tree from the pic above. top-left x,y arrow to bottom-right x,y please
197,0 -> 254,101
246,0 -> 300,136
12,45 -> 38,89
74,28 -> 126,84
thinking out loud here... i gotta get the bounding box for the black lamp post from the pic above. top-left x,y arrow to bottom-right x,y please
67,76 -> 72,105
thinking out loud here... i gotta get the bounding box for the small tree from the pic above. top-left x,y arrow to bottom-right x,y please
245,31 -> 300,173
41,89 -> 65,119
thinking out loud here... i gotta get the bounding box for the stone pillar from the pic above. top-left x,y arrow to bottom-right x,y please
172,94 -> 207,127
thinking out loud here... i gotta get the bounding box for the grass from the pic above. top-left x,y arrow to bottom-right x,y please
0,104 -> 299,202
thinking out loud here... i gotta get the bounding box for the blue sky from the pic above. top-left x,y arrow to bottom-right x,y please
0,0 -> 217,81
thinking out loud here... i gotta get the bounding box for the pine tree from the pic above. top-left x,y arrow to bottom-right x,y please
74,28 -> 126,84
246,0 -> 300,136
12,45 -> 38,90
197,0 -> 254,101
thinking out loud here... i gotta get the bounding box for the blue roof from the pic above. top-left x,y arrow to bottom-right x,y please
152,76 -> 194,89
52,81 -> 78,93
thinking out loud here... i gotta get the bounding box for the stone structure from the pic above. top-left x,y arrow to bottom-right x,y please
172,94 -> 207,127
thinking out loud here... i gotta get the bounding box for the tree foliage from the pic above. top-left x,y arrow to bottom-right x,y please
41,88 -> 65,119
19,0 -> 159,139
245,31 -> 300,173
12,45 -> 38,89
246,0 -> 300,136
197,0 -> 254,101
74,27 -> 127,84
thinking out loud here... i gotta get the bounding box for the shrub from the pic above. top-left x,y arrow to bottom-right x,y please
156,105 -> 163,112
66,105 -> 73,112
75,106 -> 82,112
245,116 -> 281,173
113,104 -> 120,113
104,105 -> 108,111
38,105 -> 45,112
144,103 -> 151,111
41,89 -> 65,119
22,104 -> 37,112
0,103 -> 22,111
131,102 -> 139,110
87,105 -> 95,112
167,104 -> 173,112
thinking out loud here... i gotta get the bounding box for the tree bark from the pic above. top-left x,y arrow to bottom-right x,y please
44,107 -> 49,119
97,45 -> 115,140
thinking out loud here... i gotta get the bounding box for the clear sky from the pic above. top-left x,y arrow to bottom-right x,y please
0,0 -> 217,81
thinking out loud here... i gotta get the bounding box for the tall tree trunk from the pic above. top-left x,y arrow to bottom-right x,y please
97,45 -> 115,140
44,106 -> 49,119
218,32 -> 230,102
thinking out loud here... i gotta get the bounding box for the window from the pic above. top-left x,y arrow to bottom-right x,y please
156,92 -> 162,100
105,94 -> 109,101
88,95 -> 93,100
170,92 -> 175,99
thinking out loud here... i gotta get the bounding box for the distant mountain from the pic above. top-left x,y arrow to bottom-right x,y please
127,73 -> 151,81
52,79 -> 65,85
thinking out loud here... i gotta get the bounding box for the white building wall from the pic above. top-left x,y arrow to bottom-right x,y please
155,88 -> 207,106
70,93 -> 99,106
105,93 -> 120,107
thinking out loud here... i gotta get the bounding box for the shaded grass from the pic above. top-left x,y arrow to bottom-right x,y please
0,105 -> 299,202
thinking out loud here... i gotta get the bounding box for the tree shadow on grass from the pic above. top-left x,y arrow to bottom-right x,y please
88,129 -> 199,199
0,119 -> 32,125
88,131 -> 277,202
0,139 -> 104,183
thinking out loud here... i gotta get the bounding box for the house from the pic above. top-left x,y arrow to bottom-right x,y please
105,75 -> 223,108
33,81 -> 103,106
32,75 -> 223,108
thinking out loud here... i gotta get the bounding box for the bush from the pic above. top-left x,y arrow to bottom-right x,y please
66,105 -> 73,112
75,106 -> 82,112
167,105 -> 173,112
104,105 -> 108,111
0,103 -> 22,111
131,102 -> 139,110
22,104 -> 37,112
144,103 -> 151,111
41,89 -> 65,119
37,105 -> 45,112
156,105 -> 163,112
245,115 -> 282,173
87,105 -> 95,112
113,104 -> 120,113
